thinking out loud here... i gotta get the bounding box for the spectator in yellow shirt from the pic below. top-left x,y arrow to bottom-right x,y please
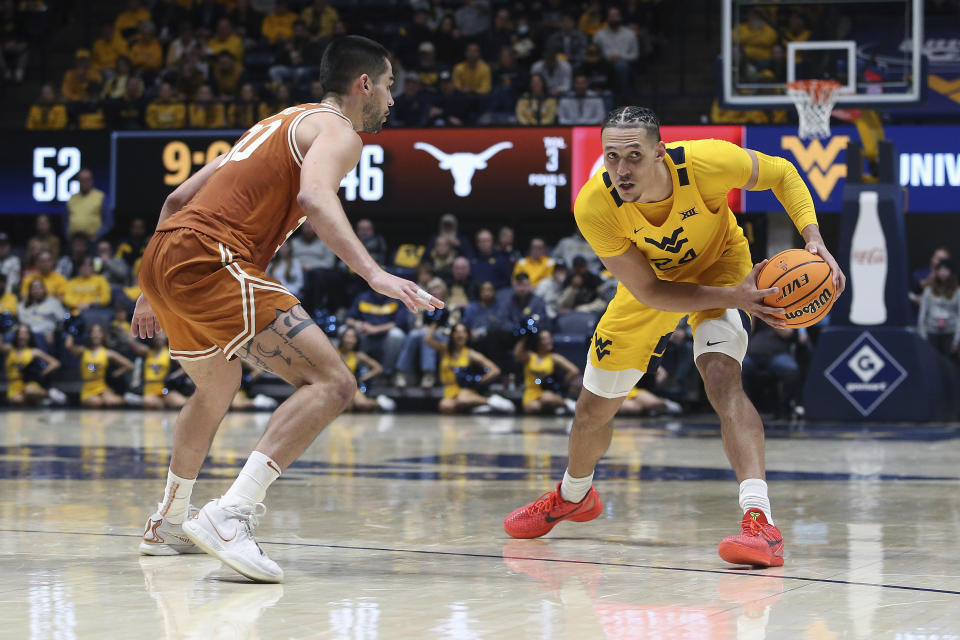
301,0 -> 338,40
261,1 -> 298,43
258,83 -> 292,120
734,9 -> 778,63
60,50 -> 102,102
170,57 -> 206,101
515,74 -> 558,125
208,18 -> 244,61
102,56 -> 133,100
25,84 -> 68,130
165,22 -> 200,68
129,21 -> 163,74
211,51 -> 244,99
21,251 -> 67,301
228,82 -> 259,129
71,82 -> 107,130
512,237 -> 556,287
578,1 -> 605,37
0,274 -> 16,315
115,0 -> 151,38
64,257 -> 111,314
453,42 -> 491,95
145,82 -> 186,129
712,102 -> 772,124
66,169 -> 104,238
26,215 -> 61,264
188,85 -> 227,128
785,13 -> 811,45
91,23 -> 119,74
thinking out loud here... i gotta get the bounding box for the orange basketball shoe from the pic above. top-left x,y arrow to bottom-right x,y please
503,482 -> 603,539
718,510 -> 785,567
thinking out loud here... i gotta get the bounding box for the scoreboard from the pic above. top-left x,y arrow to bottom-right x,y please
110,128 -> 573,221
2,132 -> 111,214
6,125 -> 959,217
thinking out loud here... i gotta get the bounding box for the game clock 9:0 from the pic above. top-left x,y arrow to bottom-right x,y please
162,139 -> 233,186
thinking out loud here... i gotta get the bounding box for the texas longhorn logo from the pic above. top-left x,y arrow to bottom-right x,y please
414,141 -> 514,197
781,135 -> 850,201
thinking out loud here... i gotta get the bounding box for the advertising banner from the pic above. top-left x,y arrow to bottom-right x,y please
743,125 -> 960,213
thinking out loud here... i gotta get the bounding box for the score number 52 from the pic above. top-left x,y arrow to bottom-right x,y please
33,146 -> 81,202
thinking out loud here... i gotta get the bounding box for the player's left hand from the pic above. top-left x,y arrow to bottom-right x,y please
805,239 -> 846,297
131,294 -> 163,339
367,269 -> 445,313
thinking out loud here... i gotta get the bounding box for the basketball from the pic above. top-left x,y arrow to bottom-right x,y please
757,249 -> 836,328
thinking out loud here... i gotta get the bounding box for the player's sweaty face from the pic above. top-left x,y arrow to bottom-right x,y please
361,62 -> 395,134
601,127 -> 661,202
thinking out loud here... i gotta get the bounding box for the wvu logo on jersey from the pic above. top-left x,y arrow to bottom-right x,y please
679,207 -> 698,220
644,227 -> 687,254
594,333 -> 613,361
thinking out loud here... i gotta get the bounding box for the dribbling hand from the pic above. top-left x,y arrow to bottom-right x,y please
734,261 -> 787,328
804,238 -> 846,297
367,270 -> 445,313
131,294 -> 163,339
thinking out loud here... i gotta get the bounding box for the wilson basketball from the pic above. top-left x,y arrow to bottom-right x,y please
757,249 -> 836,328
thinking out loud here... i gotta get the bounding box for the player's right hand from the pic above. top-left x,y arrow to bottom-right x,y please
734,261 -> 787,328
131,294 -> 163,339
367,270 -> 445,313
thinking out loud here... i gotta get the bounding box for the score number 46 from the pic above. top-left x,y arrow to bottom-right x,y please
339,145 -> 383,202
162,138 -> 384,203
33,147 -> 81,202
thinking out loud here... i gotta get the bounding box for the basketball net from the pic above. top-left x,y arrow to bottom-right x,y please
786,80 -> 843,140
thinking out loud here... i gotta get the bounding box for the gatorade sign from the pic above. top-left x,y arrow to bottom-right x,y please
824,332 -> 908,416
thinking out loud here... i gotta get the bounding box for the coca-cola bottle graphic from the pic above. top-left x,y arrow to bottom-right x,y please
849,191 -> 887,325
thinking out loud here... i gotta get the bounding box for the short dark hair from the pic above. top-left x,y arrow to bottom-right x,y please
601,106 -> 661,141
319,35 -> 391,97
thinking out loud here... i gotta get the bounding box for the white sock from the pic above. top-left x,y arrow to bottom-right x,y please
220,451 -> 281,508
159,469 -> 196,525
738,478 -> 773,525
559,469 -> 594,503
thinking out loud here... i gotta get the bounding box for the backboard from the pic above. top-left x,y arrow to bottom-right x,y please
720,0 -> 925,108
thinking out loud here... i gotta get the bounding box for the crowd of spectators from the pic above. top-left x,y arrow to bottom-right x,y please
6,201 -> 884,420
24,0 -> 661,130
0,208 -> 708,416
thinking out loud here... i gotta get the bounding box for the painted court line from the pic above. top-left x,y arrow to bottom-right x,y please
2,527 -> 959,596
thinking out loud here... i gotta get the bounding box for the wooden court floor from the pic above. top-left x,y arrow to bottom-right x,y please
1,409 -> 959,639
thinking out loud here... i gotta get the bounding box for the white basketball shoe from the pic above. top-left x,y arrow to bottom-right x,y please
487,393 -> 516,413
182,499 -> 283,583
140,506 -> 204,556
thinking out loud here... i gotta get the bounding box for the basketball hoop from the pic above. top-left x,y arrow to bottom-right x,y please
786,80 -> 844,139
